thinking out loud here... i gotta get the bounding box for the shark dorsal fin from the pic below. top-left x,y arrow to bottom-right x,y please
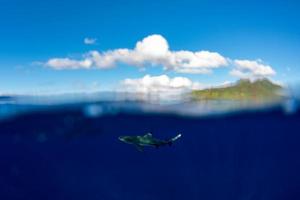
143,133 -> 152,138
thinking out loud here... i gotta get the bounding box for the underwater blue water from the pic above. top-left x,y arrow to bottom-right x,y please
0,100 -> 300,200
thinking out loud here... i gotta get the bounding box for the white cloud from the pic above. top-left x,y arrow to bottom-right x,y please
46,34 -> 228,73
44,35 -> 279,80
84,37 -> 97,45
135,34 -> 169,58
121,74 -> 204,94
230,59 -> 276,79
119,74 -> 239,102
168,50 -> 228,73
46,58 -> 92,69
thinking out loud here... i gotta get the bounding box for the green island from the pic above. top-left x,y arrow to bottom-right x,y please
191,78 -> 284,101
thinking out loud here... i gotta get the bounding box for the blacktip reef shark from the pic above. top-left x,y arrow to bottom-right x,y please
118,133 -> 182,151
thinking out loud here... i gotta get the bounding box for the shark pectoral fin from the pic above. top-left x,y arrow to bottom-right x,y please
135,144 -> 144,152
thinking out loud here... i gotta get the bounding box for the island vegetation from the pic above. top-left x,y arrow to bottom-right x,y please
191,78 -> 283,101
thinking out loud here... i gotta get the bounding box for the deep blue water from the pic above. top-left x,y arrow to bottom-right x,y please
0,101 -> 300,200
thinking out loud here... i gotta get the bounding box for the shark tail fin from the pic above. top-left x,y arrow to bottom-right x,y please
168,133 -> 182,146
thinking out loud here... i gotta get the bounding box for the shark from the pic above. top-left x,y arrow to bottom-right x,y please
118,133 -> 182,151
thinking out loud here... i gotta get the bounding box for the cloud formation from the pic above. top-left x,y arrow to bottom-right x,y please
230,59 -> 276,79
46,58 -> 92,69
46,34 -> 228,73
44,34 -> 277,79
84,37 -> 97,45
121,74 -> 204,94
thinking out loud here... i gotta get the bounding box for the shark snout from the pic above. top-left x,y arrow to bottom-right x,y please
119,136 -> 130,143
118,136 -> 125,142
118,136 -> 134,144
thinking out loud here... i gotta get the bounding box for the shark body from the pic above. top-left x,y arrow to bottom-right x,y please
118,133 -> 182,151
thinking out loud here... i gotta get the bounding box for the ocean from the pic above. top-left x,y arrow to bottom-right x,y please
0,97 -> 299,200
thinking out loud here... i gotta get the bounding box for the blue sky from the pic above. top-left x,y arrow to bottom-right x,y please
0,0 -> 299,94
